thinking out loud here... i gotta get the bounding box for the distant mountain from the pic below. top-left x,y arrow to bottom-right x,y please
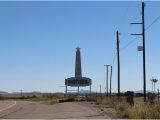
79,89 -> 96,93
0,91 -> 8,94
80,89 -> 90,93
134,90 -> 153,93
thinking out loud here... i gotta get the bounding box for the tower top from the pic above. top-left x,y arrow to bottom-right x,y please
75,47 -> 82,79
76,47 -> 80,50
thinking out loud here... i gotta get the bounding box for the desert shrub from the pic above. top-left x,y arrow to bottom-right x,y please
96,96 -> 160,119
119,104 -> 160,119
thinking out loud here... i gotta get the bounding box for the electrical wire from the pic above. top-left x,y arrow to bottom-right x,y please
111,52 -> 116,65
120,15 -> 160,51
120,36 -> 138,51
145,15 -> 160,31
110,6 -> 160,77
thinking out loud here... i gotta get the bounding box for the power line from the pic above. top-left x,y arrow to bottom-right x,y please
112,53 -> 116,66
111,4 -> 141,65
145,15 -> 160,31
120,36 -> 138,51
118,10 -> 141,50
110,45 -> 117,77
120,14 -> 160,51
119,7 -> 141,44
109,4 -> 160,96
110,7 -> 160,89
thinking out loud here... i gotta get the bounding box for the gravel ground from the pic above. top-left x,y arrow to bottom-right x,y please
0,100 -> 116,119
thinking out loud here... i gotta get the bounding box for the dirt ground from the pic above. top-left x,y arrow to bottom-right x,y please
0,100 -> 116,119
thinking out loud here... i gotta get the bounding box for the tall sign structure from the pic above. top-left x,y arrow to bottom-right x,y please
65,48 -> 92,96
75,48 -> 82,79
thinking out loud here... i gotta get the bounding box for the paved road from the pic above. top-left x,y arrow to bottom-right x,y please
0,100 -> 116,119
0,101 -> 16,112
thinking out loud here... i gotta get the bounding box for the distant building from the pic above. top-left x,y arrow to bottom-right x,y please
65,48 -> 92,95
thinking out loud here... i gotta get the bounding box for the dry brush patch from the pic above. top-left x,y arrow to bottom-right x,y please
117,103 -> 160,119
96,96 -> 160,119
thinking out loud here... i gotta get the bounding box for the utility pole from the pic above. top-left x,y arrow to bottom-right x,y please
110,65 -> 112,97
158,89 -> 159,104
151,78 -> 158,94
20,89 -> 23,98
59,86 -> 67,97
100,84 -> 102,100
131,2 -> 146,103
104,65 -> 110,96
90,84 -> 91,100
78,85 -> 79,100
66,85 -> 68,97
142,2 -> 146,103
116,31 -> 120,97
151,77 -> 154,93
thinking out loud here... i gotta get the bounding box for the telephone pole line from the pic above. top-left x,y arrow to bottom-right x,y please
100,84 -> 102,100
110,65 -> 112,97
131,2 -> 146,102
116,31 -> 120,97
104,65 -> 110,96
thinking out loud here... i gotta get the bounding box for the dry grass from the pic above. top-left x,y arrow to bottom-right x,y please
96,96 -> 160,119
126,104 -> 160,119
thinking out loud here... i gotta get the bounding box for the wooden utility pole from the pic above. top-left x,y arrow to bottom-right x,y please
90,84 -> 91,100
142,2 -> 146,103
20,89 -> 23,98
65,85 -> 68,96
158,89 -> 159,104
100,84 -> 102,100
116,31 -> 120,97
78,86 -> 79,100
110,65 -> 112,97
131,2 -> 146,102
104,65 -> 110,97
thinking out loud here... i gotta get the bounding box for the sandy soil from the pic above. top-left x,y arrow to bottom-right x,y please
0,100 -> 116,119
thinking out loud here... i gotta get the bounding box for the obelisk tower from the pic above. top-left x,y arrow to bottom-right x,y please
65,47 -> 92,98
75,47 -> 82,80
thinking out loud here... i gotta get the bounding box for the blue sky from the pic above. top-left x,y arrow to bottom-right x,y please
0,1 -> 160,93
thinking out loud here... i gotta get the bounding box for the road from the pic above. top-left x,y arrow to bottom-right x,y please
0,100 -> 116,119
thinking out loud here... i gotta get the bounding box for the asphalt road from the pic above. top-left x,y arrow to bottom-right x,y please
0,100 -> 116,119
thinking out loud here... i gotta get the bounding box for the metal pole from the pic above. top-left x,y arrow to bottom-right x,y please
152,80 -> 153,93
107,66 -> 108,96
20,90 -> 22,98
158,89 -> 159,104
78,86 -> 79,100
66,85 -> 67,97
104,65 -> 110,97
100,84 -> 102,100
117,31 -> 120,97
154,82 -> 155,94
110,65 -> 112,97
130,2 -> 146,103
90,85 -> 91,100
142,2 -> 146,103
